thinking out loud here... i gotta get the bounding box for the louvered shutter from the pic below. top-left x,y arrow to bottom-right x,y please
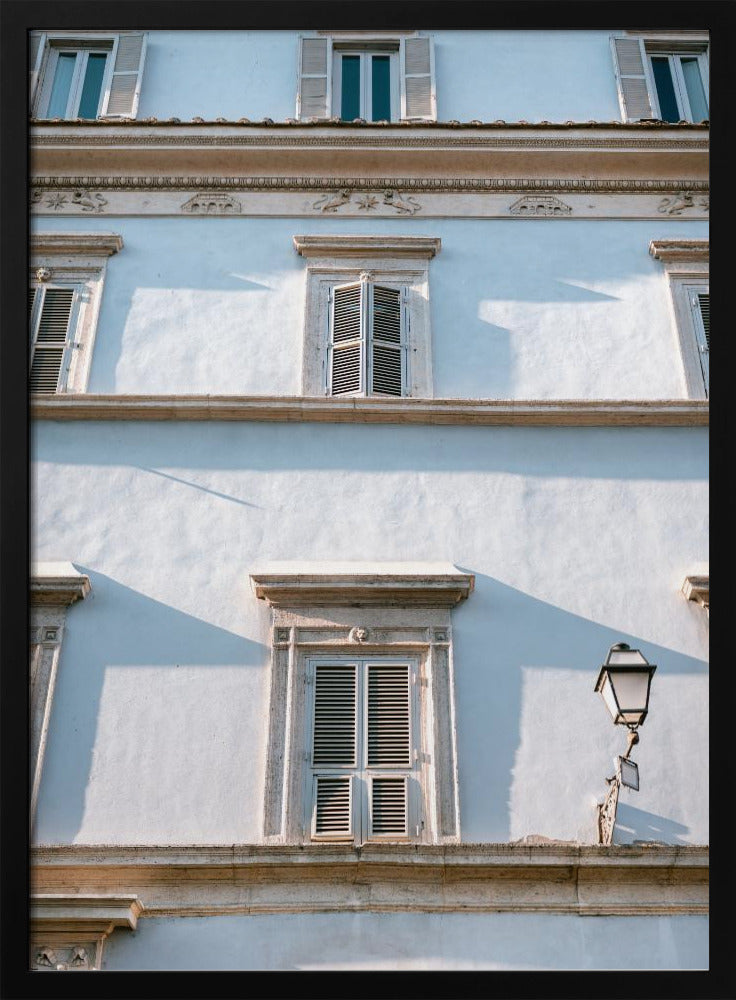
313,775 -> 353,837
366,664 -> 411,767
297,36 -> 332,119
312,663 -> 357,766
329,282 -> 364,395
370,285 -> 404,396
400,36 -> 436,121
692,291 -> 709,391
30,287 -> 75,393
370,776 -> 408,836
29,33 -> 47,109
611,37 -> 654,121
100,32 -> 147,118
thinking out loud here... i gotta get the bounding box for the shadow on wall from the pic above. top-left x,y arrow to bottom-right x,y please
614,804 -> 691,846
451,572 -> 707,843
33,568 -> 266,845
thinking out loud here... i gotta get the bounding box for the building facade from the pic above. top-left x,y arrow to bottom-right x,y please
29,28 -> 708,971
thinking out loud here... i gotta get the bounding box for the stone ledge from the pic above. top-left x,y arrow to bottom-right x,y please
30,395 -> 709,426
294,234 -> 441,258
31,844 -> 708,918
31,563 -> 91,606
31,894 -> 143,935
649,239 -> 709,263
31,233 -> 123,257
682,575 -> 709,608
250,562 -> 474,608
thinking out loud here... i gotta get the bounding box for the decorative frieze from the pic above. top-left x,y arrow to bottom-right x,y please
509,195 -> 573,215
312,188 -> 422,214
181,192 -> 242,214
657,191 -> 710,215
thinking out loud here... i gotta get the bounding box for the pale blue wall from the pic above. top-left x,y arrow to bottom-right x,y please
33,214 -> 709,400
32,421 -> 708,846
102,912 -> 708,970
136,30 -> 623,122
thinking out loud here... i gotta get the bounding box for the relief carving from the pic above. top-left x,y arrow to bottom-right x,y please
71,189 -> 108,213
657,191 -> 709,215
509,195 -> 573,216
32,945 -> 92,971
312,189 -> 422,215
181,192 -> 242,214
348,626 -> 369,643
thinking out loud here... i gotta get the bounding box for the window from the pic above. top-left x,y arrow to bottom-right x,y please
250,562 -> 474,845
30,32 -> 147,119
308,658 -> 418,841
30,233 -> 123,393
30,564 -> 91,822
293,234 -> 440,398
649,240 -> 709,398
329,277 -> 407,396
611,34 -> 709,123
297,34 -> 436,122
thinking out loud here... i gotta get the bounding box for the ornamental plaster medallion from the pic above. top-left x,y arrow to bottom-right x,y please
657,191 -> 709,215
33,945 -> 92,971
349,626 -> 369,643
35,267 -> 52,283
180,192 -> 242,214
508,195 -> 573,216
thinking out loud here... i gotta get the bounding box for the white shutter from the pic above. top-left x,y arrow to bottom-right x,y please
329,282 -> 364,395
611,36 -> 653,121
297,36 -> 332,120
29,33 -> 47,110
312,663 -> 357,766
400,36 -> 436,121
30,287 -> 75,393
369,285 -> 404,396
366,663 -> 411,767
692,291 -> 709,391
370,776 -> 408,836
313,775 -> 353,837
101,32 -> 147,118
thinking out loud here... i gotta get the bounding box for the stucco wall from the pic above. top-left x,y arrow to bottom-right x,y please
32,421 -> 708,846
101,911 -> 708,970
135,30 -> 623,123
33,215 -> 709,400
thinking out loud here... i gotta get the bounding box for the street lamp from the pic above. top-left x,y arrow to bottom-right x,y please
594,642 -> 657,845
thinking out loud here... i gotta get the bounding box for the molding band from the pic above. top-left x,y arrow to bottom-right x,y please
294,235 -> 441,258
31,395 -> 710,426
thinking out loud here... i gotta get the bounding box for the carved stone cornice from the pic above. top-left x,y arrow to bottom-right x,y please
250,562 -> 474,608
649,239 -> 709,263
31,564 -> 91,606
31,175 -> 709,194
31,233 -> 123,257
31,894 -> 143,972
30,395 -> 709,427
30,843 -> 708,917
682,575 -> 709,610
30,123 -> 707,189
294,235 -> 441,258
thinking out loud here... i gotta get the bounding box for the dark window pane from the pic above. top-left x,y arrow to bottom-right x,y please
371,55 -> 391,121
77,53 -> 107,119
341,55 -> 360,121
651,57 -> 680,122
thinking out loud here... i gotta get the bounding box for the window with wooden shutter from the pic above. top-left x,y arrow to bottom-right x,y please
611,37 -> 654,121
309,658 -> 415,843
328,279 -> 407,397
611,35 -> 709,123
400,36 -> 436,121
29,285 -> 76,393
32,33 -> 146,120
691,290 -> 709,393
297,36 -> 331,120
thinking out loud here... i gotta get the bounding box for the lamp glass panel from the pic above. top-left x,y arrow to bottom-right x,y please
608,670 -> 649,712
599,674 -> 620,721
607,648 -> 648,665
619,757 -> 640,790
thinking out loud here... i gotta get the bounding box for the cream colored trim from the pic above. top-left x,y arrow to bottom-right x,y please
294,235 -> 441,258
30,844 -> 708,917
250,563 -> 474,608
649,239 -> 708,264
30,395 -> 709,426
31,232 -> 123,257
